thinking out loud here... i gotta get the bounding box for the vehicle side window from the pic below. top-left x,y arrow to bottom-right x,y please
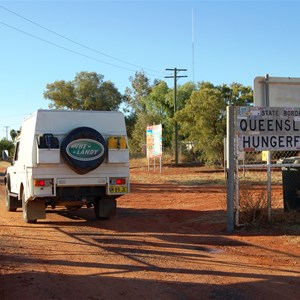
14,141 -> 20,162
38,134 -> 59,149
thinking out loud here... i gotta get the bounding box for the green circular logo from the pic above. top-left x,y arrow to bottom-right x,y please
66,139 -> 104,161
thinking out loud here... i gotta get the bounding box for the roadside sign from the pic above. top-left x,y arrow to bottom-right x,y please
146,124 -> 162,158
236,106 -> 300,151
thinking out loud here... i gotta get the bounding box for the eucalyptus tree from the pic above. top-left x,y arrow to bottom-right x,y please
176,82 -> 253,165
44,71 -> 122,111
124,72 -> 174,153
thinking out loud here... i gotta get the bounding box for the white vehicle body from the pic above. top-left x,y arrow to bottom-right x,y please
4,110 -> 130,223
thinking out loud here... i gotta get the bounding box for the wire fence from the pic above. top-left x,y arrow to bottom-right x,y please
236,150 -> 300,224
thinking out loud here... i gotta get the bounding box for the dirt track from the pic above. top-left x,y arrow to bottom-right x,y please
0,165 -> 299,300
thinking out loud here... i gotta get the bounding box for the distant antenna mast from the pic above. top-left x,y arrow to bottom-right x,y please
3,126 -> 10,139
192,8 -> 195,83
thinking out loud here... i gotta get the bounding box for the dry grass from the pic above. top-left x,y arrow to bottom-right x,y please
130,158 -> 226,186
236,187 -> 300,231
130,171 -> 226,186
238,189 -> 269,225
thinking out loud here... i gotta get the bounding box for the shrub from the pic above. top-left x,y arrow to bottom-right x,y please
238,189 -> 269,225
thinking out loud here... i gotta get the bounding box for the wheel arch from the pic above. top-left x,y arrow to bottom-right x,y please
4,172 -> 9,188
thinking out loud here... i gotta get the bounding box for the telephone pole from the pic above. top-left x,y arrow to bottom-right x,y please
3,126 -> 10,140
165,68 -> 187,165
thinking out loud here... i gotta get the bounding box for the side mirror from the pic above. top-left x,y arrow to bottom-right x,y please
2,150 -> 9,161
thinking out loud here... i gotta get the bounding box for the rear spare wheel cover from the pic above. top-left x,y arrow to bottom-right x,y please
61,127 -> 108,174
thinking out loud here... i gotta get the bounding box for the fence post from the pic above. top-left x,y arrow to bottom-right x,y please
226,106 -> 235,233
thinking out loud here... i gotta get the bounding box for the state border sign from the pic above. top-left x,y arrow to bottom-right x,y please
236,106 -> 300,151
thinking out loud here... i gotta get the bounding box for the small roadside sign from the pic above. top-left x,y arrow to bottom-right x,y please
146,124 -> 162,158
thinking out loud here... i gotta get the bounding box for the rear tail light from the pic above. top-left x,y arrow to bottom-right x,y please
116,178 -> 126,185
110,178 -> 126,185
34,180 -> 45,187
34,179 -> 52,187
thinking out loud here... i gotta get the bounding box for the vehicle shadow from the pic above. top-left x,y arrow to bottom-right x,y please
43,206 -> 227,235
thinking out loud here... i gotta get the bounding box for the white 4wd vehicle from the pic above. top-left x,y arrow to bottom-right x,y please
2,110 -> 130,223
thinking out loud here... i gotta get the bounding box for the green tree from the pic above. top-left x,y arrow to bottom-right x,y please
147,81 -> 174,149
124,71 -> 150,150
165,81 -> 196,113
164,82 -> 197,154
10,129 -> 20,141
217,82 -> 253,106
124,72 -> 173,153
129,113 -> 158,152
176,82 -> 253,165
124,73 -> 197,154
0,138 -> 14,158
44,71 -> 122,111
124,71 -> 151,115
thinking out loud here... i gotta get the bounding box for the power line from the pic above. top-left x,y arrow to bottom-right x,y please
0,4 -> 165,76
0,20 -> 140,73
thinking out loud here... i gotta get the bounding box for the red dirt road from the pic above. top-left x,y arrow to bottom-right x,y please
0,165 -> 299,299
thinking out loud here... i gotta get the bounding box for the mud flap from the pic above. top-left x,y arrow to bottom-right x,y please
95,198 -> 116,219
23,200 -> 46,222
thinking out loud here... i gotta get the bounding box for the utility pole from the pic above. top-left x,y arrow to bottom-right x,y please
3,126 -> 10,140
165,67 -> 187,165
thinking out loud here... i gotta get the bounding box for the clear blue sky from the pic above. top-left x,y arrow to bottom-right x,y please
1,0 -> 300,139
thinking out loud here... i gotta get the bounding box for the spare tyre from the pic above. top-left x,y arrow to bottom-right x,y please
61,127 -> 108,174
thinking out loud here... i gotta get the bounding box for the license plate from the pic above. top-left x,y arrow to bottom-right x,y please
109,186 -> 127,194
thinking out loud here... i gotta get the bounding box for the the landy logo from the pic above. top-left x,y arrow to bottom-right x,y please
66,139 -> 104,161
